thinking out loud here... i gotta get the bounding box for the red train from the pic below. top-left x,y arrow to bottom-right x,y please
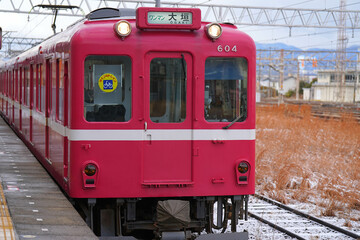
0,7 -> 255,239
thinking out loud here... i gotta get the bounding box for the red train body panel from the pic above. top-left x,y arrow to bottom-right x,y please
0,7 -> 255,238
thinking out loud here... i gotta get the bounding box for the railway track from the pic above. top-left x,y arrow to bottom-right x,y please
248,194 -> 360,240
257,99 -> 360,122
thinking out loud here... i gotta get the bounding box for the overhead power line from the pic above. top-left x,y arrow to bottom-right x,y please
0,0 -> 360,29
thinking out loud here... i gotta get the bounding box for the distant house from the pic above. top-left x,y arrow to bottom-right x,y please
260,76 -> 297,93
303,88 -> 312,101
260,77 -> 278,90
309,70 -> 360,102
283,76 -> 297,93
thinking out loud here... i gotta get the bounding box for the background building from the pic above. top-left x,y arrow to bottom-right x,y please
310,70 -> 360,102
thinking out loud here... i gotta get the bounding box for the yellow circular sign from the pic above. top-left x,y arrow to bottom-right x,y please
98,73 -> 118,93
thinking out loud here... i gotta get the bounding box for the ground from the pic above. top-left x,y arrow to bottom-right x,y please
255,104 -> 360,230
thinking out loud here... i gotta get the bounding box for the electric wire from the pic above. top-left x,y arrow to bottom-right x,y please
282,0 -> 316,8
244,1 -> 360,49
239,0 -> 360,29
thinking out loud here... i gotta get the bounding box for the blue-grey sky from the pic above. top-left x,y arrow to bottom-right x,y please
0,0 -> 359,50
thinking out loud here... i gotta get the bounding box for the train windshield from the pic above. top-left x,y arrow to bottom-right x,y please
204,57 -> 248,122
84,56 -> 132,122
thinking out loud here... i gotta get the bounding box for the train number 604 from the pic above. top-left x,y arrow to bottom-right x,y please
217,45 -> 237,52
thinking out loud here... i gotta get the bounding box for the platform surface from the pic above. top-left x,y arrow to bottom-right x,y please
0,117 -> 97,240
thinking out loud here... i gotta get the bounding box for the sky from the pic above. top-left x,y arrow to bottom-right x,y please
0,0 -> 360,51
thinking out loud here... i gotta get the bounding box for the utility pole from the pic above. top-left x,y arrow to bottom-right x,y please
336,0 -> 347,102
278,49 -> 284,105
257,63 -> 262,100
268,65 -> 271,98
355,51 -> 359,103
296,61 -> 300,100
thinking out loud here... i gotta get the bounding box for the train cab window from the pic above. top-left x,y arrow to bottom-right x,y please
84,56 -> 131,122
204,57 -> 248,122
150,58 -> 186,123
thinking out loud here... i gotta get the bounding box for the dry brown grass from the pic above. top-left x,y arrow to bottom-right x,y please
256,104 -> 360,217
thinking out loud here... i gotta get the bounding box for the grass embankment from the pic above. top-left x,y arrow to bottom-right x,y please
256,104 -> 360,223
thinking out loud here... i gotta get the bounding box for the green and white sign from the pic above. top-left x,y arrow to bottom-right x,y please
148,11 -> 193,25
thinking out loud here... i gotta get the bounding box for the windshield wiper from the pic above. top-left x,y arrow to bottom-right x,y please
223,114 -> 244,129
181,54 -> 186,82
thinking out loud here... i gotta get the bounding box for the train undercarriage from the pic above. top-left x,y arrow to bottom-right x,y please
73,196 -> 249,239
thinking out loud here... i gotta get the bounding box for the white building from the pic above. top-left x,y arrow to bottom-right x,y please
303,88 -> 311,101
310,70 -> 360,103
260,76 -> 297,93
260,77 -> 278,90
282,76 -> 297,93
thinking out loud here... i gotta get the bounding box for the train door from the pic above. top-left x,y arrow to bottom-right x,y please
143,52 -> 193,185
11,70 -> 15,124
4,71 -> 6,115
19,67 -> 23,131
6,71 -> 10,117
63,61 -> 69,181
45,59 -> 51,161
30,64 -> 34,143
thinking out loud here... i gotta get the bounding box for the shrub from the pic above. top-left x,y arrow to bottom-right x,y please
285,89 -> 296,98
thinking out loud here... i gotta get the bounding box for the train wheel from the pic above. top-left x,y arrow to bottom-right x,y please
206,197 -> 229,234
230,198 -> 241,232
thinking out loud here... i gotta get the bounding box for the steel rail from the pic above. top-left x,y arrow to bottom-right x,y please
254,194 -> 360,239
248,211 -> 306,240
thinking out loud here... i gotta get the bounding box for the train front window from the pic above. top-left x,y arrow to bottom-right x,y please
204,57 -> 248,122
84,56 -> 131,122
150,58 -> 186,123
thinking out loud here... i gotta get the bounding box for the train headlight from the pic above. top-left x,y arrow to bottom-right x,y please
84,164 -> 97,176
114,20 -> 132,38
205,23 -> 222,40
238,162 -> 249,174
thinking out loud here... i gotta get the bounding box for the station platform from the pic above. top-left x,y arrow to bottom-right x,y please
0,117 -> 97,240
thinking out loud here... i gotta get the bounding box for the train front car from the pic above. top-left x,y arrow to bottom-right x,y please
69,7 -> 255,239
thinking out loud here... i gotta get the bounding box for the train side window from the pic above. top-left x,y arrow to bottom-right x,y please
2,72 -> 4,95
37,64 -> 43,112
15,69 -> 18,101
204,57 -> 248,122
30,65 -> 34,108
0,71 -> 3,96
5,72 -> 7,97
150,58 -> 186,123
3,72 -> 5,95
51,60 -> 56,117
2,72 -> 4,94
7,71 -> 10,97
19,68 -> 23,103
33,65 -> 37,109
84,55 -> 131,122
10,70 -> 13,99
0,72 -> 1,92
56,59 -> 65,122
37,65 -> 40,111
24,67 -> 30,106
41,64 -> 46,113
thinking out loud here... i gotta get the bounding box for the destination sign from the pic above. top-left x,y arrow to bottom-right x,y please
147,11 -> 193,25
136,7 -> 201,30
